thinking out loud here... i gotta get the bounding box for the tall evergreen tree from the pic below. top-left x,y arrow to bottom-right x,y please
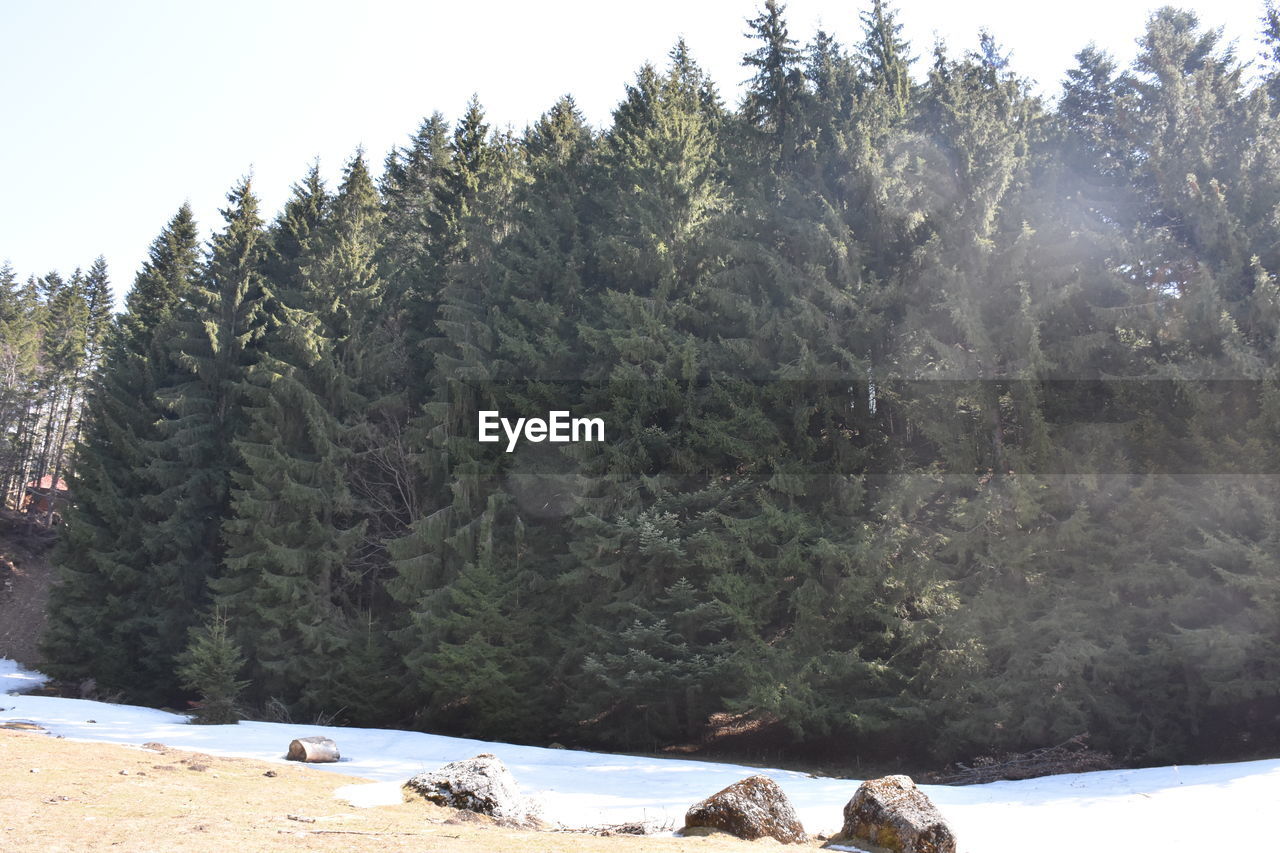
860,0 -> 912,118
0,263 -> 42,505
1264,2 -> 1280,112
42,206 -> 200,693
215,154 -> 394,719
560,48 -> 741,746
142,179 -> 270,697
742,0 -> 805,163
386,99 -> 531,731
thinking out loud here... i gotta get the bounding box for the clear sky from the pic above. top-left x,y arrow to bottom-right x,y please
1,0 -> 1272,307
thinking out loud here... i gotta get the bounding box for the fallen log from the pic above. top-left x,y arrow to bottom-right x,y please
923,733 -> 1114,785
286,736 -> 340,763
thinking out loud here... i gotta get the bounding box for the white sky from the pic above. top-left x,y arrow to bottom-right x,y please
1,0 -> 1272,306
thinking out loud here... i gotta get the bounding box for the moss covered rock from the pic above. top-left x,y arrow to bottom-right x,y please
832,775 -> 955,853
682,774 -> 807,843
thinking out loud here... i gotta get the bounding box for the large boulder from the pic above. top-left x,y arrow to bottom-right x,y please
682,775 -> 808,843
403,753 -> 542,825
832,775 -> 956,853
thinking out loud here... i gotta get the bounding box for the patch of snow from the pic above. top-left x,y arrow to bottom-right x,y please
334,780 -> 404,808
0,657 -> 46,695
4,657 -> 1279,851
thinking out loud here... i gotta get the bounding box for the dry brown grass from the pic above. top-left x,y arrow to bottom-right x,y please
0,729 -> 818,852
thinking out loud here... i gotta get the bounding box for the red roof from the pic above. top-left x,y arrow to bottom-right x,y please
26,476 -> 68,491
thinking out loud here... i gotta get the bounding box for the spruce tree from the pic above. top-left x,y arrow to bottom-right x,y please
572,576 -> 731,748
42,207 -> 201,693
386,99 -> 530,732
215,154 -> 393,718
0,263 -> 42,504
860,0 -> 912,118
742,0 -> 805,163
143,179 -> 270,697
562,48 -> 739,746
1264,2 -> 1280,113
177,610 -> 250,725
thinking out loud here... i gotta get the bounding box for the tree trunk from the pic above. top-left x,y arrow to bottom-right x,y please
44,386 -> 81,526
286,736 -> 340,763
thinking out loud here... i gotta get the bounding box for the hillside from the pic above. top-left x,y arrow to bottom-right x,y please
0,520 -> 54,668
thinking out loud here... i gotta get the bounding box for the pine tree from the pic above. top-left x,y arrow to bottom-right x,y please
0,264 -> 42,506
561,48 -> 748,746
1264,2 -> 1280,113
264,163 -> 329,294
495,95 -> 593,386
386,99 -> 529,731
33,271 -> 88,496
478,95 -> 599,723
381,112 -> 452,297
1058,46 -> 1132,192
571,576 -> 731,748
414,502 -> 550,740
803,29 -> 857,152
41,257 -> 112,524
831,0 -> 924,279
42,207 -> 201,693
177,610 -> 250,725
742,0 -> 805,164
215,154 -> 392,717
143,179 -> 270,697
860,0 -> 912,118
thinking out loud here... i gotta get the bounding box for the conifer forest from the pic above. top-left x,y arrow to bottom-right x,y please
8,1 -> 1280,767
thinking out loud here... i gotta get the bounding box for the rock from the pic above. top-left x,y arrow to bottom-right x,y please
831,775 -> 956,853
286,736 -> 340,763
404,753 -> 542,825
682,774 -> 807,844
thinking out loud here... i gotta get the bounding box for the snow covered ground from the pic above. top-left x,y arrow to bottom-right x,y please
4,656 -> 1278,851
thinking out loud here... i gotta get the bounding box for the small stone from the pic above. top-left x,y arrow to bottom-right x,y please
264,770 -> 278,777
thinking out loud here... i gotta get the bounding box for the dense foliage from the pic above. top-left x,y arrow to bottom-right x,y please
30,2 -> 1280,765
